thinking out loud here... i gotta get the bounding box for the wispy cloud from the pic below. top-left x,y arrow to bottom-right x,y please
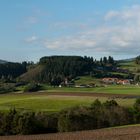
24,36 -> 39,43
105,5 -> 140,21
44,36 -> 96,50
25,4 -> 140,56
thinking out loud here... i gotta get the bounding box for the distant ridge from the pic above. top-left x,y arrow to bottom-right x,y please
117,57 -> 135,63
0,59 -> 7,64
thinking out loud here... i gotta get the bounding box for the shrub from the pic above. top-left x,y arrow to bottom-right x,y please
35,112 -> 58,133
0,109 -> 17,135
0,83 -> 16,94
133,98 -> 140,123
0,110 -> 58,135
24,83 -> 41,92
103,100 -> 118,108
58,106 -> 97,132
91,99 -> 102,109
58,101 -> 133,132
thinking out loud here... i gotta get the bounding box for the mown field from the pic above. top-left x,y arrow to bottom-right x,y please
0,84 -> 139,112
0,93 -> 104,112
46,85 -> 140,95
1,125 -> 140,140
0,91 -> 138,112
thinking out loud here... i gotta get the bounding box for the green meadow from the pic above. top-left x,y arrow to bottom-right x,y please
46,85 -> 140,95
0,84 -> 140,112
0,92 -> 137,112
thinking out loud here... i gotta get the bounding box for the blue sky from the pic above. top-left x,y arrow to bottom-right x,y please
0,0 -> 140,62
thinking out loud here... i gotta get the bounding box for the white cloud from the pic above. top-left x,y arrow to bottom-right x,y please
44,37 -> 96,50
25,4 -> 140,56
105,5 -> 140,22
24,36 -> 38,43
104,11 -> 119,21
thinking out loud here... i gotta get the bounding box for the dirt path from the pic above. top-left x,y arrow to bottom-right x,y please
1,126 -> 140,140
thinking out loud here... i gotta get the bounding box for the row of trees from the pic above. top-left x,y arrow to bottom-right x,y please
100,56 -> 115,65
58,100 -> 132,132
0,110 -> 58,135
1,99 -> 140,135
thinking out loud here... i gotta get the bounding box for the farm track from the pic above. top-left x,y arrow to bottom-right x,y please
1,126 -> 140,140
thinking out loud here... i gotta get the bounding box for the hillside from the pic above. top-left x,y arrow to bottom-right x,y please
1,125 -> 140,140
19,55 -> 116,84
118,59 -> 140,74
19,65 -> 45,82
0,55 -> 139,85
18,55 -> 140,86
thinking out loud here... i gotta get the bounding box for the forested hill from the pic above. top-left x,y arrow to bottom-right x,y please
39,56 -> 94,76
0,62 -> 27,80
20,56 -> 94,83
20,55 -> 115,84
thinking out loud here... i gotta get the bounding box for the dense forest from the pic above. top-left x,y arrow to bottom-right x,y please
0,62 -> 27,80
20,55 -> 116,85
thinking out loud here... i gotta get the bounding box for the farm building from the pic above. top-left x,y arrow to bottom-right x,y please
102,78 -> 118,84
102,78 -> 131,85
117,80 -> 130,85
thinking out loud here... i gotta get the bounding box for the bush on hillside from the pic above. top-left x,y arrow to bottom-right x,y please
58,100 -> 132,132
24,83 -> 41,92
0,110 -> 58,135
0,83 -> 16,94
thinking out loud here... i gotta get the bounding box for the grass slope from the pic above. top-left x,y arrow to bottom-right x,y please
46,85 -> 140,95
0,92 -> 136,112
75,76 -> 101,85
0,94 -> 104,112
119,60 -> 140,74
19,65 -> 45,82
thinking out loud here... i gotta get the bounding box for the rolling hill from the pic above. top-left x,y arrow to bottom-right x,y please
18,55 -> 140,85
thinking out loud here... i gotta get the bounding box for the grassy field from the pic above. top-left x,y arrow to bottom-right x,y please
75,76 -> 101,85
0,93 -> 101,112
2,84 -> 139,112
119,60 -> 140,74
0,92 -> 137,112
46,85 -> 140,95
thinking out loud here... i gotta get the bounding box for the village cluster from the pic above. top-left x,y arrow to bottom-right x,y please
102,78 -> 133,85
58,77 -> 136,88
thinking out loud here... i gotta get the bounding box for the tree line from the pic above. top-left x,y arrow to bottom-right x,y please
0,62 -> 27,80
0,61 -> 36,83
